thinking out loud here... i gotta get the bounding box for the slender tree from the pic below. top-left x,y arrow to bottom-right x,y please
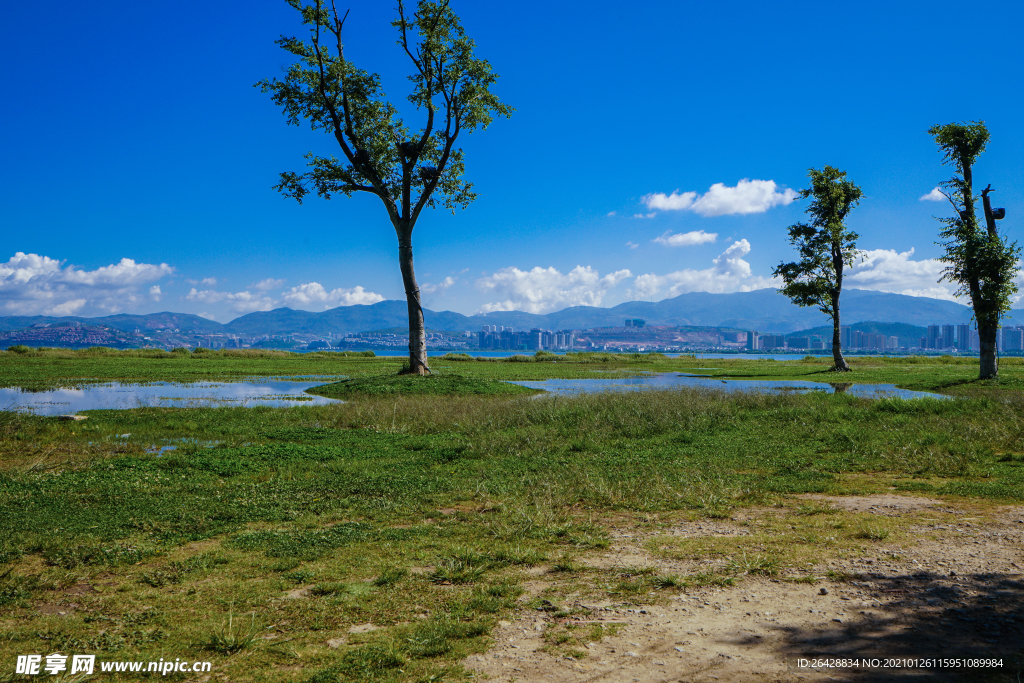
928,121 -> 1018,380
258,0 -> 512,374
774,166 -> 863,372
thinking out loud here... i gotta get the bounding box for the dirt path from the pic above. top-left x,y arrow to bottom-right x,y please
464,496 -> 1024,682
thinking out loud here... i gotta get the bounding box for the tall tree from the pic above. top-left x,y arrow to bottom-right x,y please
774,166 -> 863,372
928,121 -> 1018,380
258,0 -> 512,374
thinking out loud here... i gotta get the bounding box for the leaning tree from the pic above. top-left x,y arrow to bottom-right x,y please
774,166 -> 863,372
259,0 -> 512,374
928,121 -> 1018,380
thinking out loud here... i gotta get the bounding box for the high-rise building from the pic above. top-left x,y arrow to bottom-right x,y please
1002,326 -> 1024,351
956,323 -> 972,351
941,325 -> 955,350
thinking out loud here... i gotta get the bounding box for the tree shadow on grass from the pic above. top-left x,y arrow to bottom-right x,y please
766,570 -> 1024,681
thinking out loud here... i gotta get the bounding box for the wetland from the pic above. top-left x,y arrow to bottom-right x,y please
0,347 -> 1021,682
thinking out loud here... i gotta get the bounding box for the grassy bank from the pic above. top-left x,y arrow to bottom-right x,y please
1,350 -> 1023,681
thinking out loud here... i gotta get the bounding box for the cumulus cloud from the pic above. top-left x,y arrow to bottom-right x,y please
653,230 -> 718,247
186,281 -> 385,314
0,252 -> 173,316
845,248 -> 959,300
632,239 -> 777,299
476,266 -> 632,314
149,285 -> 162,301
643,179 -> 799,217
422,276 -> 457,295
186,288 -> 274,313
633,212 -> 657,219
920,188 -> 946,202
251,278 -> 286,291
278,283 -> 384,309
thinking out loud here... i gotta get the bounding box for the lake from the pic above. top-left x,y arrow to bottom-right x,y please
0,378 -> 342,416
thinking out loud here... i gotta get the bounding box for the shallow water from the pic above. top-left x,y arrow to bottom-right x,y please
508,372 -> 950,400
0,378 -> 341,416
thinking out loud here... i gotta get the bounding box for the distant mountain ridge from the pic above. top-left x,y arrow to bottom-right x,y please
0,288 -> 993,338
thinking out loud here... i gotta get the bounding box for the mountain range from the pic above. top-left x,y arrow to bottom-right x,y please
0,288 -> 996,338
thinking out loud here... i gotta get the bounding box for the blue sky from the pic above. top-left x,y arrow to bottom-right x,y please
3,0 -> 1023,322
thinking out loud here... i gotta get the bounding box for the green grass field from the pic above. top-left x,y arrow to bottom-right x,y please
1,348 -> 1022,681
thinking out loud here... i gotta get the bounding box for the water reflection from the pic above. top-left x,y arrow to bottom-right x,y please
0,379 -> 342,416
508,372 -> 950,400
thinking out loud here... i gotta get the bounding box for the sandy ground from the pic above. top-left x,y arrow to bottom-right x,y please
464,495 -> 1024,683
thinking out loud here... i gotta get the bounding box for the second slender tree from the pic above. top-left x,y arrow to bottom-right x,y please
774,166 -> 863,371
928,121 -> 1018,380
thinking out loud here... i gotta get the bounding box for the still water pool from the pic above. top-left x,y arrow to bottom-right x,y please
0,378 -> 342,416
508,372 -> 950,400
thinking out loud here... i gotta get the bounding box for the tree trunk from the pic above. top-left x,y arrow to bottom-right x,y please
978,320 -> 998,379
831,309 -> 850,371
397,229 -> 429,375
830,256 -> 850,372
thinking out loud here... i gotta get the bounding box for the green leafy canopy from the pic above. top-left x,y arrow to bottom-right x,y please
928,121 -> 1019,326
773,166 -> 863,318
255,0 -> 513,226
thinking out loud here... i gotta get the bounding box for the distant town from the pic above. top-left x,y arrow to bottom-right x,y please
3,318 -> 1022,354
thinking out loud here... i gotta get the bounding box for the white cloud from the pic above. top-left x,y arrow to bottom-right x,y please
633,212 -> 657,219
149,285 -> 162,301
626,241 -> 639,249
920,188 -> 946,202
644,190 -> 697,211
422,276 -> 457,295
476,266 -> 632,314
643,179 -> 799,217
0,252 -> 173,316
632,239 -> 777,299
186,287 -> 274,313
251,278 -> 286,291
845,248 -> 960,300
607,211 -> 617,217
278,282 -> 384,309
653,230 -> 718,247
200,277 -> 217,287
187,281 -> 384,314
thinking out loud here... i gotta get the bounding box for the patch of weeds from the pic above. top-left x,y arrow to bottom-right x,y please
652,573 -> 684,589
372,567 -> 408,587
893,480 -> 936,492
549,554 -> 582,573
612,576 -> 650,596
227,522 -> 373,560
542,621 -> 620,658
0,567 -> 39,606
271,559 -> 301,572
41,541 -> 159,569
725,552 -> 780,577
310,582 -> 349,596
464,581 -> 524,614
326,641 -> 406,680
428,557 -> 485,584
490,544 -> 546,566
139,569 -> 180,588
685,571 -> 735,588
852,522 -> 891,540
404,617 -> 491,658
204,609 -> 260,655
282,568 -> 316,584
